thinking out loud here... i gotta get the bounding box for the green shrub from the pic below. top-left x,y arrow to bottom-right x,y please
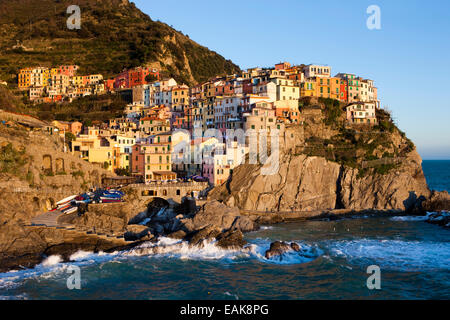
0,143 -> 28,175
71,170 -> 85,178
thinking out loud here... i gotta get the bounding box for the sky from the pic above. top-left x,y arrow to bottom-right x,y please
134,0 -> 450,160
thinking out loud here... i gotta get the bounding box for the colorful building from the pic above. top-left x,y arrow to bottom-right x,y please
346,102 -> 378,125
131,132 -> 176,183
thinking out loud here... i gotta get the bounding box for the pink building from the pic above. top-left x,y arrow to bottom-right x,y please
58,65 -> 79,77
131,144 -> 146,177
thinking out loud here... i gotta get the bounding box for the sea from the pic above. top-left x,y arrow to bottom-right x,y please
0,160 -> 449,300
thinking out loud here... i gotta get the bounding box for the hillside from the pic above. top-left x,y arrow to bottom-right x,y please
210,97 -> 431,213
0,0 -> 240,86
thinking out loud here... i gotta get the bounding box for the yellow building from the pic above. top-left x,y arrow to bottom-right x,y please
71,133 -> 121,172
18,68 -> 32,89
139,117 -> 171,135
171,85 -> 189,112
71,76 -> 84,88
300,80 -> 315,97
135,132 -> 176,182
19,67 -> 52,90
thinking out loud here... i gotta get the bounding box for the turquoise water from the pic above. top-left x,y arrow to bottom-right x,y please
0,162 -> 449,300
423,160 -> 450,192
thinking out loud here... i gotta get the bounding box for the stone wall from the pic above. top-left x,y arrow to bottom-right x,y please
126,182 -> 209,203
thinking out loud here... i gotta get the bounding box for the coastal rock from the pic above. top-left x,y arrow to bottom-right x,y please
151,223 -> 165,236
173,201 -> 258,248
124,225 -> 153,241
422,191 -> 450,212
265,241 -> 293,259
181,201 -> 240,233
231,216 -> 259,233
290,242 -> 301,252
211,150 -> 430,213
175,197 -> 197,215
425,212 -> 450,228
339,151 -> 430,211
168,230 -> 187,240
187,226 -> 222,247
147,198 -> 170,216
72,209 -> 127,235
0,222 -> 135,272
128,210 -> 149,225
216,229 -> 246,249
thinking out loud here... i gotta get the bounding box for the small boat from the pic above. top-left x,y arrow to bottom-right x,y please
73,194 -> 93,204
57,203 -> 72,211
56,195 -> 78,206
101,198 -> 123,203
100,191 -> 123,200
62,206 -> 78,215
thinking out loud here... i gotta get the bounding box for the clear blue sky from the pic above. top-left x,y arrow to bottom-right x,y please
134,0 -> 450,160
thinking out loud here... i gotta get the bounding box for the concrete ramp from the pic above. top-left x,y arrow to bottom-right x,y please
31,211 -> 74,228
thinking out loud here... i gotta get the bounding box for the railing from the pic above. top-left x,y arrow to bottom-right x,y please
127,181 -> 209,188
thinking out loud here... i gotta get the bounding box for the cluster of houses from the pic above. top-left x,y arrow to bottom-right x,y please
44,62 -> 380,186
18,65 -> 104,102
18,65 -> 159,103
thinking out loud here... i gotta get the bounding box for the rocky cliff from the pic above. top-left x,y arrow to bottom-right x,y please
211,151 -> 429,212
210,98 -> 431,213
0,113 -> 129,271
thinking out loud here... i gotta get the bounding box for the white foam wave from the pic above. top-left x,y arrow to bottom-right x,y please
0,294 -> 28,300
123,237 -> 322,266
224,292 -> 239,300
0,250 -> 122,292
389,216 -> 429,222
0,236 -> 324,291
124,237 -> 245,261
328,239 -> 450,271
42,255 -> 63,267
0,257 -> 69,291
248,239 -> 323,265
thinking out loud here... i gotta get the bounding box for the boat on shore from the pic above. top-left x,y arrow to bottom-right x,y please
56,195 -> 77,206
53,189 -> 125,214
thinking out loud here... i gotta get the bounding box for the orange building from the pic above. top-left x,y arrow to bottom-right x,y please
18,68 -> 32,89
313,77 -> 341,100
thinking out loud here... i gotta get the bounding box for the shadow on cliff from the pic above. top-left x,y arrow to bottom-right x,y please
403,191 -> 427,214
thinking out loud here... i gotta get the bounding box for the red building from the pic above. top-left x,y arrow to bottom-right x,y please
243,80 -> 253,94
215,80 -> 235,96
339,79 -> 348,102
105,79 -> 115,92
275,62 -> 291,70
114,70 -> 130,89
114,67 -> 160,89
129,67 -> 159,88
